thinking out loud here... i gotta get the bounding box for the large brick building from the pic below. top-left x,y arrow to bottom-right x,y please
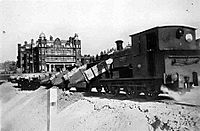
17,33 -> 81,73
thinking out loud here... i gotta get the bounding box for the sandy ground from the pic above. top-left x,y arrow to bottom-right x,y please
0,82 -> 47,131
1,81 -> 200,131
53,95 -> 200,131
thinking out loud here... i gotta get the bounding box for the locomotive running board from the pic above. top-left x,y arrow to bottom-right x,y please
100,77 -> 162,81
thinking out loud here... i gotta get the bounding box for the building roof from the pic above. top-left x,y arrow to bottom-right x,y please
39,32 -> 46,38
130,25 -> 196,37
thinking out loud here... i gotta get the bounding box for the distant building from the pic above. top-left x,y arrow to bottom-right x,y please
17,33 -> 81,73
81,55 -> 94,65
17,40 -> 34,73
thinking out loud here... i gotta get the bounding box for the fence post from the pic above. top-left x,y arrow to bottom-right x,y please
47,86 -> 57,131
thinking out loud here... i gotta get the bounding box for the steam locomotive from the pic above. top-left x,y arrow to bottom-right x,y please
82,25 -> 200,99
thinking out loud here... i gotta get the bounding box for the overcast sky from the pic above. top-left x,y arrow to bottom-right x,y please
0,0 -> 200,62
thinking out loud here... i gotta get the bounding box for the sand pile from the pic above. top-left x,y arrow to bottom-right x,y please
52,97 -> 200,131
52,98 -> 150,131
57,90 -> 83,113
0,83 -> 84,131
1,83 -> 48,131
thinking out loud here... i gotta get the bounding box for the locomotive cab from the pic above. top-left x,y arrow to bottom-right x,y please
158,26 -> 200,91
129,26 -> 200,92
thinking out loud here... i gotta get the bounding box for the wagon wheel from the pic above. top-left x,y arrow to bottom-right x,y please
132,87 -> 139,98
22,80 -> 30,90
125,87 -> 139,98
111,86 -> 120,96
85,83 -> 92,92
62,79 -> 70,91
96,86 -> 102,93
35,82 -> 40,89
30,82 -> 39,90
76,88 -> 86,92
18,83 -> 21,88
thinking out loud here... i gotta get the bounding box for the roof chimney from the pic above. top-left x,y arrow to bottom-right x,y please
31,39 -> 34,43
115,40 -> 123,50
24,41 -> 28,45
50,35 -> 53,41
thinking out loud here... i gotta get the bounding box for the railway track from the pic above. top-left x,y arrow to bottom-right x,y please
155,99 -> 200,107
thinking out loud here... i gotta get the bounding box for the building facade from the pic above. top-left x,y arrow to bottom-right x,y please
17,33 -> 81,73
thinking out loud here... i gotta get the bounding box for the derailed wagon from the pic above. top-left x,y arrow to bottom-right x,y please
9,73 -> 51,90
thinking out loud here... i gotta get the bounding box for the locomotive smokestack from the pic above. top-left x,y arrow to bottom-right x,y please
115,40 -> 123,50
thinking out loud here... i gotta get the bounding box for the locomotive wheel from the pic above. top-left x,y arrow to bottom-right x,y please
144,92 -> 158,100
111,86 -> 120,96
144,87 -> 158,100
125,87 -> 133,98
110,87 -> 115,94
125,87 -> 138,98
96,86 -> 102,93
104,85 -> 110,93
114,87 -> 120,96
